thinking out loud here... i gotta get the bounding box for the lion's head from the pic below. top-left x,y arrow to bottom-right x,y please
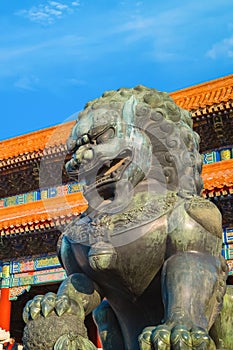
66,86 -> 203,212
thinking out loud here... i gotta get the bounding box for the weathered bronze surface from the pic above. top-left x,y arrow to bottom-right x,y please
210,285 -> 233,349
23,86 -> 229,349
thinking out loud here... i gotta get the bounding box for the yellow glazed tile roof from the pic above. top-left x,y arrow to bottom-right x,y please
202,159 -> 233,193
170,74 -> 233,110
0,120 -> 75,162
0,192 -> 87,235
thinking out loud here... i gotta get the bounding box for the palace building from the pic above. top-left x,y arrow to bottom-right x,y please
0,74 -> 233,346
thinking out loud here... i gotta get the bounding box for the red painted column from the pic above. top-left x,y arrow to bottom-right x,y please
97,332 -> 102,349
0,288 -> 11,331
86,314 -> 102,349
91,325 -> 102,349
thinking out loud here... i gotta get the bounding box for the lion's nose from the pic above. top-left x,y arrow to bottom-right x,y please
83,149 -> 94,161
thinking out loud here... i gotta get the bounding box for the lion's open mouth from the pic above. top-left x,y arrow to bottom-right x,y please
84,149 -> 132,200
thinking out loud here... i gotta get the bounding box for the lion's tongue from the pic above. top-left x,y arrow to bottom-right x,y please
103,157 -> 130,176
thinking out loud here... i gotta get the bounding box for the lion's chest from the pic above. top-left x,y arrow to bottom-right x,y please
66,193 -> 177,296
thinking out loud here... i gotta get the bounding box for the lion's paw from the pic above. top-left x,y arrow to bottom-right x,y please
139,325 -> 216,350
23,292 -> 83,323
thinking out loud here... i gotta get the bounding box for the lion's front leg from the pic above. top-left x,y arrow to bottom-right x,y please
139,252 -> 227,350
23,273 -> 101,350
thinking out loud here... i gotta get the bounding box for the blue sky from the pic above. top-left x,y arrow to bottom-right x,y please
0,0 -> 233,141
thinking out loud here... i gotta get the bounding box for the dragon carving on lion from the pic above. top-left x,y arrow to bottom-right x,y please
23,86 -> 229,350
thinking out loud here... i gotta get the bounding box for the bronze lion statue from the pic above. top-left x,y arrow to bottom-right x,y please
23,86 -> 228,350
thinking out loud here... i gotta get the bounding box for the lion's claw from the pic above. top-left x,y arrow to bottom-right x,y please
41,292 -> 56,317
139,325 -> 216,349
171,325 -> 192,349
191,327 -> 216,349
55,295 -> 71,316
152,325 -> 170,349
27,295 -> 44,320
138,327 -> 155,350
23,300 -> 33,323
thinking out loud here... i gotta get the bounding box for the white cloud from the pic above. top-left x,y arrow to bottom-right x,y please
118,17 -> 155,32
15,1 -> 79,25
14,75 -> 39,91
0,34 -> 84,64
207,36 -> 233,59
66,78 -> 87,86
49,1 -> 68,10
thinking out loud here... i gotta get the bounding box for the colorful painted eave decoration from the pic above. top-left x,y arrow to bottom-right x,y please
0,182 -> 84,208
1,254 -> 67,294
0,192 -> 88,235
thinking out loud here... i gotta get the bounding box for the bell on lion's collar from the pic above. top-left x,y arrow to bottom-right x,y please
88,241 -> 117,271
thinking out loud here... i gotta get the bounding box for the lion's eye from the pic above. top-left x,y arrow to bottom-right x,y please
96,128 -> 115,144
76,134 -> 90,147
82,134 -> 90,144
